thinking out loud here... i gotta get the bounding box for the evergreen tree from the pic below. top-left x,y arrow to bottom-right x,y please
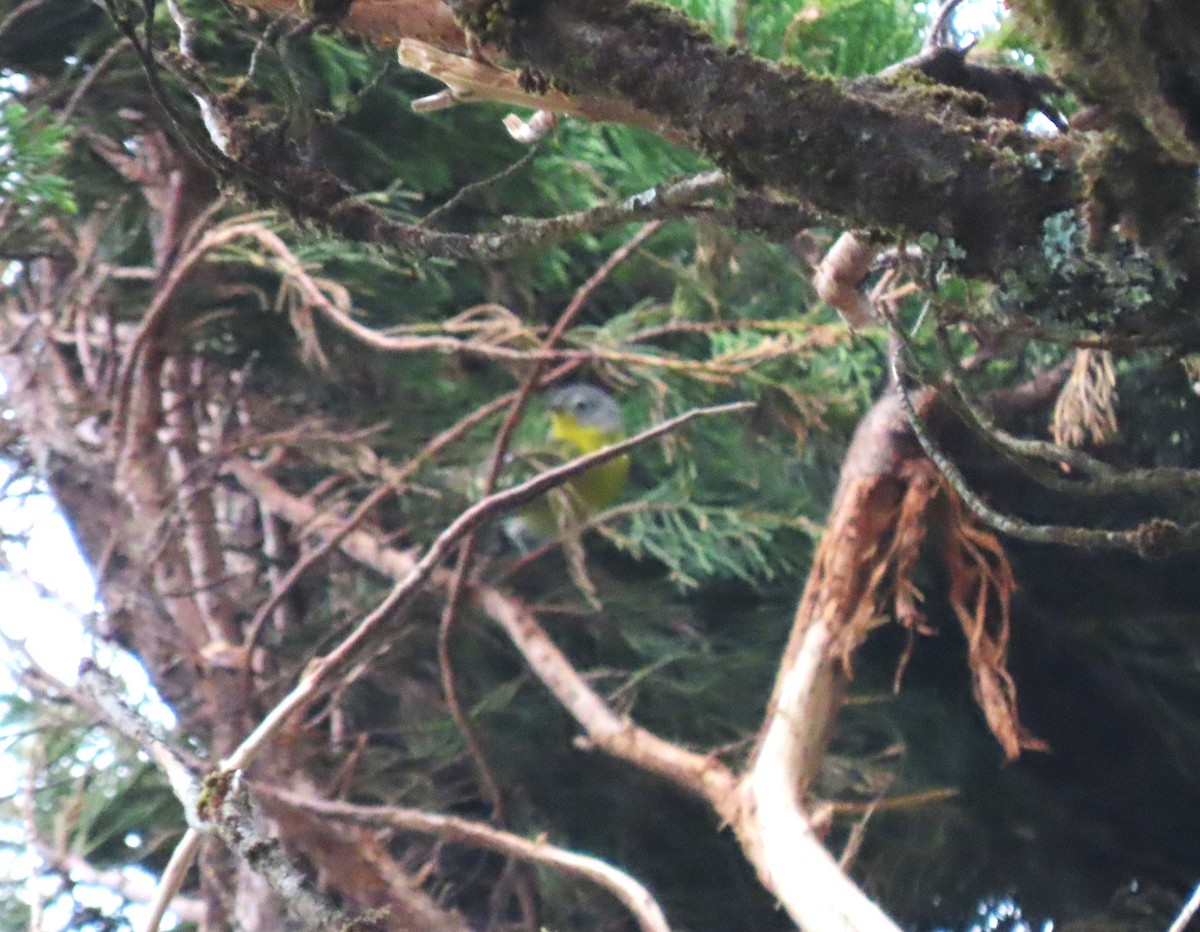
2,0 -> 1200,929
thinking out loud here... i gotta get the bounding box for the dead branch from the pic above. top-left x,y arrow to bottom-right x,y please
220,400 -> 753,775
813,232 -> 879,327
195,773 -> 350,929
474,583 -> 739,806
202,400 -> 915,930
212,79 -> 736,261
152,218 -> 830,390
4,641 -> 209,932
254,775 -> 474,932
924,0 -> 966,52
255,785 -> 672,932
433,0 -> 1075,277
435,222 -> 661,925
399,39 -> 684,145
420,143 -> 542,228
735,401 -> 916,931
738,604 -> 901,932
727,320 -> 1082,927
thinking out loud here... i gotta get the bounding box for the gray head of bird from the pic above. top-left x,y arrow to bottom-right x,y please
548,383 -> 624,440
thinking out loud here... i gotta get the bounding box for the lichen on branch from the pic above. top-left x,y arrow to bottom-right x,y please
445,0 -> 1077,276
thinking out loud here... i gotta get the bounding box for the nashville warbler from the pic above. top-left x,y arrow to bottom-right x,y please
505,383 -> 629,550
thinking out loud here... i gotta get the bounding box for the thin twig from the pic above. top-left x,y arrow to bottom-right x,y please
59,38 -> 132,124
924,0 -> 965,51
887,321 -> 1200,558
438,222 -> 660,927
838,775 -> 894,870
170,220 -> 784,382
254,785 -> 672,932
932,324 -> 1200,499
0,0 -> 54,42
139,829 -> 202,932
242,386 -> 531,655
421,143 -> 543,228
222,399 -> 754,775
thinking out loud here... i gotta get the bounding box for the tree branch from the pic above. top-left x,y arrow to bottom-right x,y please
256,786 -> 672,932
220,399 -> 754,775
230,451 -> 740,805
443,0 -> 1075,276
890,332 -> 1200,558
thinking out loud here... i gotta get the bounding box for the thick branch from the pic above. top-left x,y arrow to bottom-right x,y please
446,0 -> 1077,275
738,619 -> 901,932
227,126 -> 732,259
243,0 -> 467,51
1011,0 -> 1200,163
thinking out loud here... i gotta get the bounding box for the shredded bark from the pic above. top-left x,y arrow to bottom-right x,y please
796,387 -> 1045,761
1052,348 -> 1119,448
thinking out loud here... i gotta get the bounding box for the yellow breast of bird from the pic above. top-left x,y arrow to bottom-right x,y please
549,412 -> 630,516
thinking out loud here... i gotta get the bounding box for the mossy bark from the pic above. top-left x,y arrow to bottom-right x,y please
1011,0 -> 1200,162
447,0 -> 1078,278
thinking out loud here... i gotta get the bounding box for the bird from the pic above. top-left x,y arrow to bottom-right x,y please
504,383 -> 629,551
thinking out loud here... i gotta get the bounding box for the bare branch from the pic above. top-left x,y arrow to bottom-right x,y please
140,831 -> 203,932
889,333 -> 1200,558
221,399 -> 754,775
256,786 -> 672,932
399,39 -> 686,145
735,509 -> 904,932
0,0 -> 55,43
77,662 -> 201,813
475,583 -> 739,806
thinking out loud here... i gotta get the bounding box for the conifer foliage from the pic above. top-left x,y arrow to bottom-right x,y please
4,1 -> 1200,929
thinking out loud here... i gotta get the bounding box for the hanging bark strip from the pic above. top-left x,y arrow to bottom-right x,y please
938,469 -> 1047,759
1052,348 -> 1119,448
760,387 -> 1042,787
